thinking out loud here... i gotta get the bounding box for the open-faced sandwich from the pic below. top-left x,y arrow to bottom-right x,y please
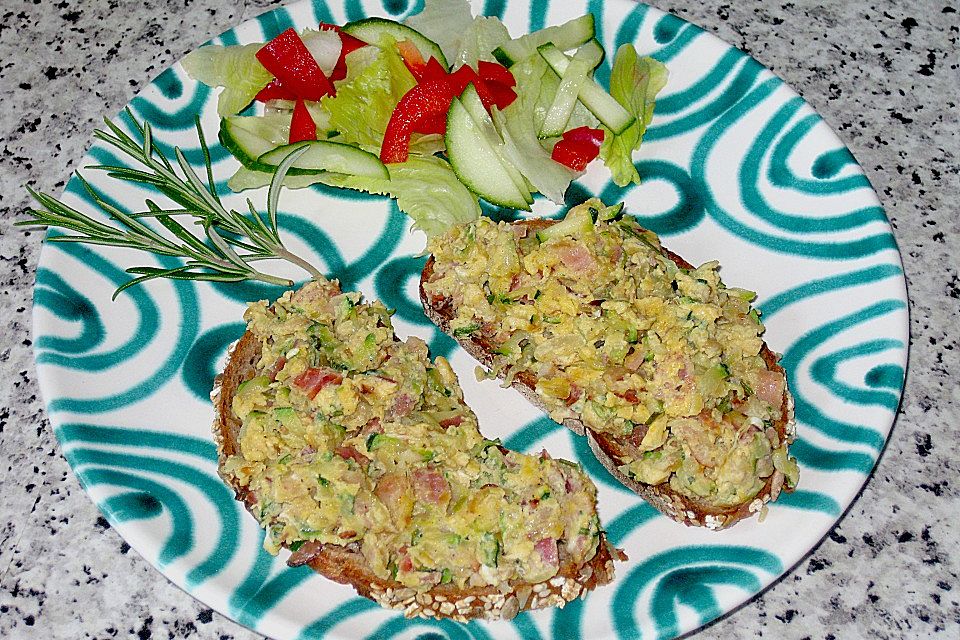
212,279 -> 621,621
420,200 -> 799,529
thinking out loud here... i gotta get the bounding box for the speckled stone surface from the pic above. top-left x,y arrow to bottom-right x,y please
0,0 -> 957,638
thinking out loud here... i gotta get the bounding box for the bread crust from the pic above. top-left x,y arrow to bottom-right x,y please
211,324 -> 619,622
419,218 -> 797,530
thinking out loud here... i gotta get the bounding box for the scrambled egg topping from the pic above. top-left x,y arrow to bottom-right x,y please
423,201 -> 799,509
223,280 -> 603,591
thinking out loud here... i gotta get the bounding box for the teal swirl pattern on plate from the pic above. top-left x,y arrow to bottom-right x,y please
32,1 -> 908,639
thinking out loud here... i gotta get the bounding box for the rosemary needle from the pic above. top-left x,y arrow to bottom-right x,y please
18,109 -> 324,299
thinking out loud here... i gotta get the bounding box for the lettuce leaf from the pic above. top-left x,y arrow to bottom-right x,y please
405,0 -> 476,64
319,43 -> 416,153
181,44 -> 273,117
406,0 -> 511,67
322,156 -> 480,238
598,45 -> 668,186
492,107 -> 575,204
230,156 -> 478,238
227,166 -> 333,192
454,17 -> 512,67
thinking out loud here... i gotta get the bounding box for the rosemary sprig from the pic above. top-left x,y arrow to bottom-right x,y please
18,109 -> 323,298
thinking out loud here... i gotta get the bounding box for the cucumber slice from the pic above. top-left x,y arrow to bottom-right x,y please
596,201 -> 624,221
458,85 -> 533,205
257,140 -> 388,178
219,115 -> 291,170
539,44 -> 636,135
535,202 -> 596,242
572,38 -> 605,68
446,94 -> 531,210
539,43 -> 600,138
220,115 -> 387,179
492,14 -> 595,66
342,17 -> 448,67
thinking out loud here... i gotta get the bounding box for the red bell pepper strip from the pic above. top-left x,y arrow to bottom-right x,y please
409,59 -> 454,134
398,42 -> 447,84
475,61 -> 518,109
329,54 -> 349,83
562,126 -> 605,146
448,66 -> 517,111
551,126 -> 604,171
477,60 -> 516,88
482,80 -> 517,110
384,54 -> 518,157
413,111 -> 448,136
256,28 -> 334,101
255,78 -> 298,102
471,77 -> 497,111
381,79 -> 454,163
446,65 -> 476,95
289,99 -> 317,143
471,76 -> 518,111
422,57 -> 448,83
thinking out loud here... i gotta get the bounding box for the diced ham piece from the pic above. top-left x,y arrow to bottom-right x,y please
627,423 -> 650,449
374,473 -> 406,502
671,417 -> 722,467
739,424 -> 761,443
623,389 -> 640,404
756,369 -> 785,405
374,472 -> 413,526
335,445 -> 369,466
439,415 -> 464,428
565,385 -> 583,406
268,356 -> 287,381
535,538 -> 559,567
564,472 -> 582,494
293,367 -> 343,399
604,366 -> 630,384
391,393 -> 416,417
770,469 -> 785,501
291,279 -> 340,304
624,349 -> 645,371
399,553 -> 414,573
361,417 -> 382,437
558,244 -> 598,274
287,540 -> 324,567
411,468 -> 449,504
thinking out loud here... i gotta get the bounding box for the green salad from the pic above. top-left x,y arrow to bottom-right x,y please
181,0 -> 668,238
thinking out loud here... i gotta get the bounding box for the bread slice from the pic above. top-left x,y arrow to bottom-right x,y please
420,217 -> 797,530
211,286 -> 620,622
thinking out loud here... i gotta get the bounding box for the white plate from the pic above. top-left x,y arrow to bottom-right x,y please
33,1 -> 908,638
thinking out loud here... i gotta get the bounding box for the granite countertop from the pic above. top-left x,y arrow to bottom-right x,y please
1,1 -> 957,638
